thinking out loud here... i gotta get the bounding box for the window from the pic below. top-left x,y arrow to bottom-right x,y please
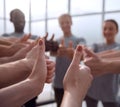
31,21 -> 45,36
105,0 -> 120,11
31,0 -> 46,20
5,0 -> 30,21
0,0 -> 4,18
47,19 -> 62,40
72,15 -> 103,45
47,0 -> 68,18
71,0 -> 102,15
0,20 -> 4,35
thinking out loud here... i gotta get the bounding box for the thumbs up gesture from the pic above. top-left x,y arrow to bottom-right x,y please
66,41 -> 74,59
57,39 -> 67,56
83,47 -> 106,76
63,45 -> 93,103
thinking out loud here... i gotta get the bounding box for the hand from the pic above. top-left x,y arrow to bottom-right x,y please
57,39 -> 67,56
83,47 -> 106,76
28,39 -> 47,91
66,41 -> 74,59
44,33 -> 59,52
24,39 -> 55,83
6,34 -> 32,56
12,42 -> 35,61
63,45 -> 93,101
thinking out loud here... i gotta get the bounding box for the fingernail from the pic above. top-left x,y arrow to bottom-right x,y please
39,39 -> 43,45
77,45 -> 82,52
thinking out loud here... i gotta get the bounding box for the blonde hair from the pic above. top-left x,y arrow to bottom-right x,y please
58,13 -> 72,24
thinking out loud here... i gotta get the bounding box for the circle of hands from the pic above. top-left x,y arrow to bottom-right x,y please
2,32 -> 105,100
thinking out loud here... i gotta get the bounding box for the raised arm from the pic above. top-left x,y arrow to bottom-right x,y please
0,39 -> 55,88
97,50 -> 120,59
0,39 -> 48,107
84,48 -> 120,76
61,45 -> 93,107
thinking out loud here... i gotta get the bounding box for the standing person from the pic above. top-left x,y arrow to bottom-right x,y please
2,8 -> 37,107
85,19 -> 120,107
52,13 -> 86,107
2,8 -> 36,39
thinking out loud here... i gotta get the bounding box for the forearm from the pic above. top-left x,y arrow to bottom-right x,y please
0,79 -> 43,107
61,91 -> 82,107
0,45 -> 10,57
102,59 -> 120,74
0,39 -> 12,46
0,55 -> 18,64
0,59 -> 31,88
98,50 -> 120,58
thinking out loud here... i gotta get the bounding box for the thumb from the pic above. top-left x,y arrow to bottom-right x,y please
20,34 -> 31,42
44,32 -> 48,40
84,48 -> 98,58
39,38 -> 45,54
71,45 -> 82,65
49,34 -> 54,41
68,40 -> 73,48
60,38 -> 65,47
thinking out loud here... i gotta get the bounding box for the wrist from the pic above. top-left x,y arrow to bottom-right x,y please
61,91 -> 82,107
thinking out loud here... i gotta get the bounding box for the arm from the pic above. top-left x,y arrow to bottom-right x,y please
0,38 -> 12,46
0,43 -> 34,64
61,45 -> 93,107
0,34 -> 32,57
0,39 -> 48,107
0,59 -> 30,88
84,48 -> 120,76
0,43 -> 26,57
0,39 -> 55,88
98,50 -> 120,58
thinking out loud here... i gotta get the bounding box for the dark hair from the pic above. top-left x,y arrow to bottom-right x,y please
104,19 -> 119,31
10,9 -> 24,20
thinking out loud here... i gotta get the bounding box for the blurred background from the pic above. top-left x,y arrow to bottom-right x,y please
0,0 -> 120,107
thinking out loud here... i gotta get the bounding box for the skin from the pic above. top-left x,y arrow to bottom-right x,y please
84,20 -> 119,76
0,34 -> 31,57
84,47 -> 120,76
61,45 -> 93,107
103,21 -> 118,45
51,14 -> 74,57
10,9 -> 25,33
0,39 -> 55,88
59,14 -> 72,37
0,42 -> 34,64
0,39 -> 53,107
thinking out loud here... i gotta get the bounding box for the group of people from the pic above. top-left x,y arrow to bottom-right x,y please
0,8 -> 120,107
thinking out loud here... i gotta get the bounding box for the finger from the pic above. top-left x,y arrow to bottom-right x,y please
71,45 -> 83,65
33,37 -> 40,46
84,48 -> 98,58
47,68 -> 55,77
39,39 -> 45,53
25,42 -> 35,52
59,38 -> 65,47
46,78 -> 53,83
49,34 -> 54,41
44,32 -> 48,40
20,34 -> 31,42
47,62 -> 55,70
29,38 -> 46,80
68,40 -> 73,48
24,34 -> 31,41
